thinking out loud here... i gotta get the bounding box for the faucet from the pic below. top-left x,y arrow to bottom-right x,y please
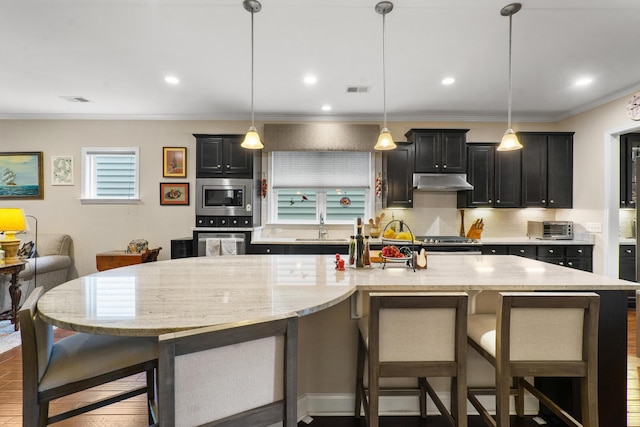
319,213 -> 329,240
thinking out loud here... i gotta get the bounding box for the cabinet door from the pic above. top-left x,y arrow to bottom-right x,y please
223,136 -> 253,177
494,149 -> 521,207
462,144 -> 494,207
621,133 -> 640,208
196,137 -> 223,177
520,133 -> 548,207
413,132 -> 440,173
441,132 -> 467,173
383,143 -> 413,208
508,245 -> 536,258
547,134 -> 573,208
619,245 -> 636,281
481,245 -> 508,255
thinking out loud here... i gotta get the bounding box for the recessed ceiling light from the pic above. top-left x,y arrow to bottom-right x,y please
321,105 -> 332,111
164,76 -> 180,85
575,77 -> 593,86
304,75 -> 318,85
442,77 -> 455,85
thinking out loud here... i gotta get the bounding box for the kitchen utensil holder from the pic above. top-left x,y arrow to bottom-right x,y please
380,220 -> 415,272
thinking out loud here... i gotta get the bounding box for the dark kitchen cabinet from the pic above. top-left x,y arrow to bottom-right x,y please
171,237 -> 194,259
620,244 -> 636,282
620,133 -> 640,208
458,143 -> 521,208
194,134 -> 255,178
383,142 -> 413,208
405,129 -> 469,174
519,132 -> 573,208
482,243 -> 592,272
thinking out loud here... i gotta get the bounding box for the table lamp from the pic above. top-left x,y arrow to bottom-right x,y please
0,208 -> 28,263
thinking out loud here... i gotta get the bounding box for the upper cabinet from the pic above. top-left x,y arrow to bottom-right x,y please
194,134 -> 255,178
405,129 -> 469,173
457,143 -> 521,208
620,133 -> 640,208
383,142 -> 414,209
519,132 -> 573,208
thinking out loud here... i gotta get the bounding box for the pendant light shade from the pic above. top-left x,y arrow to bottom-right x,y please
496,3 -> 522,152
374,1 -> 396,151
241,0 -> 264,150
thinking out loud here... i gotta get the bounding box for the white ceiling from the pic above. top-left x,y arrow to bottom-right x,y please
3,0 -> 640,122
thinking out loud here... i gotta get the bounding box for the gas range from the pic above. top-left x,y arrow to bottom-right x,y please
413,236 -> 481,252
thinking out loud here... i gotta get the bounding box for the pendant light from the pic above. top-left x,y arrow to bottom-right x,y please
241,0 -> 264,149
496,3 -> 523,152
374,1 -> 396,151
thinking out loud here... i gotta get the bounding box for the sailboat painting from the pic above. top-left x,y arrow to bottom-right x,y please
0,152 -> 44,199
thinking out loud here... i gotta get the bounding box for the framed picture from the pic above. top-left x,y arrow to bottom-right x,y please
163,147 -> 187,178
51,155 -> 74,186
160,182 -> 189,205
0,151 -> 44,200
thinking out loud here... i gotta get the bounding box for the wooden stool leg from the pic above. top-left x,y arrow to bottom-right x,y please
581,375 -> 599,427
369,367 -> 380,427
354,335 -> 365,418
419,378 -> 427,418
515,377 -> 525,417
455,375 -> 467,427
496,373 -> 511,427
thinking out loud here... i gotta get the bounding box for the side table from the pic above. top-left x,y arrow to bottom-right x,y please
96,248 -> 162,272
0,261 -> 26,331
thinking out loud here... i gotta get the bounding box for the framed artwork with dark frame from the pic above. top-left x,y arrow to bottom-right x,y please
0,151 -> 44,200
163,147 -> 187,178
160,182 -> 189,205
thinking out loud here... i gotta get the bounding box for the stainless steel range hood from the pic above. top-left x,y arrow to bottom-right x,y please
412,173 -> 474,192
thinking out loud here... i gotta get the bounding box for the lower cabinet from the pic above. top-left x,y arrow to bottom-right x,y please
619,245 -> 636,308
247,244 -> 347,255
171,237 -> 194,259
482,244 -> 593,272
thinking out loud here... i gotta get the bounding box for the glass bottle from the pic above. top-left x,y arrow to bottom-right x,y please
363,236 -> 371,266
356,218 -> 364,268
348,236 -> 356,266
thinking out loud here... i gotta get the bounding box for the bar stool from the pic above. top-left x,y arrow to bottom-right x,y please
354,292 -> 468,427
467,292 -> 600,427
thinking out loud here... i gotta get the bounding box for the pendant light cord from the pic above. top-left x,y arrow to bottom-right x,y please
507,12 -> 513,130
250,10 -> 255,127
382,11 -> 387,129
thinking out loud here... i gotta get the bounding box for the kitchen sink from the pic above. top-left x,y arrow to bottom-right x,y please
294,238 -> 348,242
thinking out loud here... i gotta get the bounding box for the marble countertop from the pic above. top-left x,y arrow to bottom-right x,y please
251,236 -> 594,245
37,254 -> 639,337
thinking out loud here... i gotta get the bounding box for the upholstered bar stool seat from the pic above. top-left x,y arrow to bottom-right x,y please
467,292 -> 600,427
19,287 -> 158,426
355,292 -> 468,427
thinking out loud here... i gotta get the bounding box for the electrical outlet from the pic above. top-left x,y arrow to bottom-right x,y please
585,222 -> 602,233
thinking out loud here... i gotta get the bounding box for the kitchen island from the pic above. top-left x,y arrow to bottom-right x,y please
37,254 -> 638,426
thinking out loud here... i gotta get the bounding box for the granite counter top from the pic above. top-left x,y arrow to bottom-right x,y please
37,254 -> 638,336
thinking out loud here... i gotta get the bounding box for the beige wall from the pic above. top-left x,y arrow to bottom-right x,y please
0,96 -> 637,278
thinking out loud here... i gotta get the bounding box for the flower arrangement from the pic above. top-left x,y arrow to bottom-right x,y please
261,177 -> 268,198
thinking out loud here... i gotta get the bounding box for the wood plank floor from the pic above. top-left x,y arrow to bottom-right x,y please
0,312 -> 638,426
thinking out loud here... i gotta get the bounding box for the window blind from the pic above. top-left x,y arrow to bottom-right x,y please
271,151 -> 371,188
95,154 -> 137,198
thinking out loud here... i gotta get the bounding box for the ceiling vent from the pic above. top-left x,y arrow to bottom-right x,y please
60,96 -> 91,103
345,86 -> 371,94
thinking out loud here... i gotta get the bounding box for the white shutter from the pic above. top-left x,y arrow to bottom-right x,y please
272,152 -> 370,188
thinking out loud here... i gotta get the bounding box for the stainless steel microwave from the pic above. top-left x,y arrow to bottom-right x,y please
527,221 -> 574,240
196,178 -> 254,218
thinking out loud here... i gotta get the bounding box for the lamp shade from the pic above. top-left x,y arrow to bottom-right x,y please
0,208 -> 27,263
497,129 -> 523,151
374,128 -> 397,151
0,208 -> 27,237
241,126 -> 264,149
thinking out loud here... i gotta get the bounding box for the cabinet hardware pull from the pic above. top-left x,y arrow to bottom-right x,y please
443,164 -> 447,168
496,199 -> 500,203
578,249 -> 583,253
520,249 -> 524,253
542,199 -> 546,203
489,199 -> 492,203
550,200 -> 554,203
627,249 -> 633,254
491,250 -> 497,253
549,249 -> 554,253
226,164 -> 230,168
435,164 -> 439,168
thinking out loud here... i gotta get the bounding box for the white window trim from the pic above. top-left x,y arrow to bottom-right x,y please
80,147 -> 140,204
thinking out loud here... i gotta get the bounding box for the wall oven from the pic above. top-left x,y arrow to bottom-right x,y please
195,178 -> 259,227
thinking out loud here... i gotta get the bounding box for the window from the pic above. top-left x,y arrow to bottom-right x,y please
271,151 -> 372,223
81,147 -> 139,204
